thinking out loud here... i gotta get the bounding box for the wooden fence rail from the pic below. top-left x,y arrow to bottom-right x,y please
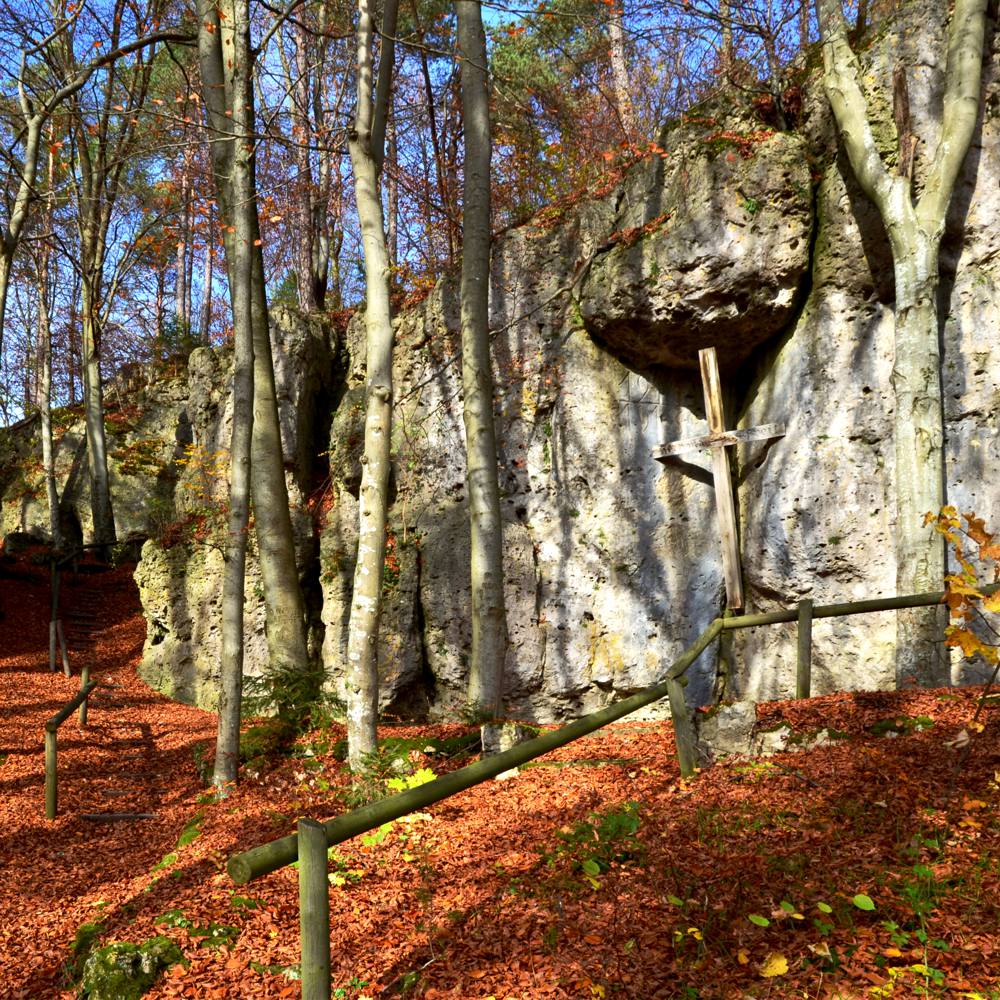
44,666 -> 97,820
227,580 -> 1000,999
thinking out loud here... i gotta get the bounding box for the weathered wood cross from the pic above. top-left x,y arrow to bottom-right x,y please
653,347 -> 784,611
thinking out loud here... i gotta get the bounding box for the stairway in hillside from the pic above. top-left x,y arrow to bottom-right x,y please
58,563 -> 162,822
61,563 -> 112,668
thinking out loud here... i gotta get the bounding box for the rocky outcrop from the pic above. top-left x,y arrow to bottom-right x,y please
0,375 -> 189,547
579,127 -> 812,371
132,305 -> 338,703
4,1 -> 998,721
732,6 -> 1000,701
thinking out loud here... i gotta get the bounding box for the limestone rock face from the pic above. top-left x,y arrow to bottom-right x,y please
132,306 -> 336,707
134,539 -> 268,709
731,4 -> 1000,701
579,129 -> 813,371
319,261 -> 727,721
0,374 -> 189,547
4,0 -> 999,722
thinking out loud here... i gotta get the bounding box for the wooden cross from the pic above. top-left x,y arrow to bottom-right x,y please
653,347 -> 784,611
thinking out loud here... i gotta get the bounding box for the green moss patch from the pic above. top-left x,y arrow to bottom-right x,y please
78,936 -> 185,999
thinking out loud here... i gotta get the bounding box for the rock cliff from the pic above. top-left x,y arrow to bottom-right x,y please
2,1 -> 997,719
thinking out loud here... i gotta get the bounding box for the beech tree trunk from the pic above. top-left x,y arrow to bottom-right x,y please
199,214 -> 214,345
816,0 -> 987,685
456,0 -> 507,722
38,135 -> 60,550
199,0 -> 256,791
248,237 -> 311,694
345,0 -> 399,771
214,34 -> 310,710
79,284 -> 116,548
174,167 -> 190,335
607,2 -> 638,142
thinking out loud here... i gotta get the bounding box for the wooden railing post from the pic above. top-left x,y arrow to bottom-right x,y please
45,729 -> 58,820
796,598 -> 814,699
298,818 -> 331,1000
57,621 -> 70,677
44,680 -> 97,819
665,676 -> 698,778
79,665 -> 90,726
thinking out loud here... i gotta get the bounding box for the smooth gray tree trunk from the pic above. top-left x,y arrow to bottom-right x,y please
199,0 -> 256,791
456,0 -> 507,722
37,137 -> 60,550
607,2 -> 638,142
816,0 -> 987,685
345,0 -> 399,772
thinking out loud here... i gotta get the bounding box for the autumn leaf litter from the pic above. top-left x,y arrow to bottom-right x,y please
1,555 -> 998,999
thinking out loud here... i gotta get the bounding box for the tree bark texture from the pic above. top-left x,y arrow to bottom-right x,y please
816,0 -> 987,685
607,2 -> 639,142
37,132 -> 61,550
345,0 -> 399,771
199,0 -> 256,791
249,231 -> 311,689
456,0 -> 507,721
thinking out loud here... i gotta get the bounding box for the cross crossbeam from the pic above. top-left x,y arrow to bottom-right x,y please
653,347 -> 784,610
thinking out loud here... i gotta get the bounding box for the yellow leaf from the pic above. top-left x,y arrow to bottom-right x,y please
883,947 -> 903,958
968,722 -> 985,733
964,798 -> 987,809
984,592 -> 1000,613
946,577 -> 984,598
945,627 -> 989,659
760,952 -> 788,977
737,949 -> 750,965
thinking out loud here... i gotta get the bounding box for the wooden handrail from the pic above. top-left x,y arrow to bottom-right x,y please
45,681 -> 97,733
719,582 -> 1000,631
44,678 -> 98,820
227,620 -> 722,885
236,579 -> 998,999
230,580 -> 998,884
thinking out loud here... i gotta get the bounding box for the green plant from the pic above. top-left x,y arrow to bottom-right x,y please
110,438 -> 167,477
333,975 -> 369,998
150,852 -> 178,874
544,801 -> 643,888
360,768 -> 436,847
242,659 -> 332,732
869,715 -> 935,737
250,961 -> 301,980
154,909 -> 192,930
177,811 -> 205,848
230,894 -> 264,912
189,922 -> 239,949
70,922 -> 106,978
191,742 -> 212,784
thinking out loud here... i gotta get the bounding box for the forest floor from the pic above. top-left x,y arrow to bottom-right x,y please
1,551 -> 999,1000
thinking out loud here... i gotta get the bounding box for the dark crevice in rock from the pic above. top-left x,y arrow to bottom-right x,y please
300,339 -> 347,667
382,543 -> 434,720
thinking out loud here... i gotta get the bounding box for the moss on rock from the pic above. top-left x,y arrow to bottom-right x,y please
78,936 -> 185,1000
